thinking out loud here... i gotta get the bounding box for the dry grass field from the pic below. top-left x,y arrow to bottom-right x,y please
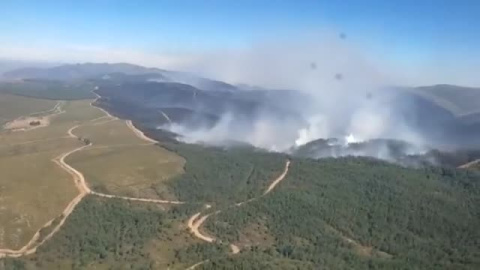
0,93 -> 57,127
67,118 -> 185,199
0,95 -> 185,251
0,99 -> 102,250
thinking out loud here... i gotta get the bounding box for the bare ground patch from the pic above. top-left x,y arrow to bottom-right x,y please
3,116 -> 50,131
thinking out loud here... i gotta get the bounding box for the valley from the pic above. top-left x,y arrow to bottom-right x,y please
0,63 -> 479,270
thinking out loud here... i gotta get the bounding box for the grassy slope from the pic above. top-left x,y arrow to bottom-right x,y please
0,80 -> 95,101
67,119 -> 185,199
0,99 -> 105,250
3,138 -> 479,269
0,93 -> 57,127
414,85 -> 480,117
0,139 -> 290,268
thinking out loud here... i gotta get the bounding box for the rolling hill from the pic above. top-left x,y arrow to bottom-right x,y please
1,62 -> 480,269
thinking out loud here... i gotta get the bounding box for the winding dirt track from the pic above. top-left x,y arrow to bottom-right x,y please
184,160 -> 290,269
1,91 -> 292,266
125,120 -> 157,144
3,101 -> 65,132
458,159 -> 480,169
0,95 -> 185,258
186,160 -> 291,260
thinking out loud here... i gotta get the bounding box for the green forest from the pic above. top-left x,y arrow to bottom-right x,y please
2,143 -> 480,269
203,157 -> 480,269
2,196 -> 226,270
162,142 -> 287,206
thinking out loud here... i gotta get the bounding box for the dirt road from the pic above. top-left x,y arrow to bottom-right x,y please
186,160 -> 291,253
1,91 -> 290,262
264,160 -> 291,195
185,260 -> 208,270
458,159 -> 480,169
0,138 -> 90,258
126,120 -> 158,144
0,95 -> 184,258
3,101 -> 65,132
187,213 -> 216,243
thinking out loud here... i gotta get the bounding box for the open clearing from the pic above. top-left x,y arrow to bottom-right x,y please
0,100 -> 103,250
0,95 -> 184,251
67,118 -> 185,199
0,93 -> 57,128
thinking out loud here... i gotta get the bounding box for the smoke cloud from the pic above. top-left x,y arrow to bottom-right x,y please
157,34 -> 437,163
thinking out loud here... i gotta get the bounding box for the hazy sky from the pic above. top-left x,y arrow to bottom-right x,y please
0,0 -> 479,86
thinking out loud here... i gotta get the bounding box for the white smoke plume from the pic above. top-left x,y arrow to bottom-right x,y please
159,34 -> 431,161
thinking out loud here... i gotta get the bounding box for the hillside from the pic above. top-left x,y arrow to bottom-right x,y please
203,157 -> 480,269
1,62 -> 480,269
2,63 -> 165,81
0,79 -> 96,100
412,84 -> 480,117
2,63 -> 239,93
5,150 -> 479,269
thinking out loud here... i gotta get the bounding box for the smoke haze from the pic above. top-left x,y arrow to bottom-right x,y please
157,35 -> 438,162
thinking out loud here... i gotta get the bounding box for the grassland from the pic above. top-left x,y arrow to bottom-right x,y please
0,80 -> 96,100
0,93 -> 57,127
413,85 -> 480,117
66,119 -> 185,199
0,94 -> 185,252
0,99 -> 104,250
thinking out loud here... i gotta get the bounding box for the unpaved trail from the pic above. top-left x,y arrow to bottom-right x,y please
3,101 -> 66,132
1,90 -> 289,263
90,90 -> 118,120
187,213 -> 215,243
0,94 -> 185,258
458,159 -> 480,169
186,160 -> 291,255
0,135 -> 90,258
126,120 -> 158,144
159,110 -> 172,124
91,192 -> 185,204
185,260 -> 208,270
264,160 -> 291,195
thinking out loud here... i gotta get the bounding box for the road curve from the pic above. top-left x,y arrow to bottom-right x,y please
187,213 -> 215,243
186,160 -> 291,255
0,140 -> 90,258
0,95 -> 185,258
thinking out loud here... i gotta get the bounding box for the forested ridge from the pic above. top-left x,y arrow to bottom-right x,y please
2,142 -> 479,269
203,157 -> 480,269
1,196 -> 226,270
1,143 -> 286,269
162,142 -> 287,206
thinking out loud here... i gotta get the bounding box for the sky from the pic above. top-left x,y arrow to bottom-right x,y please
0,0 -> 479,86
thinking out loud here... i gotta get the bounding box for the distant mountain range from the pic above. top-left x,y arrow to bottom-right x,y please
3,62 -> 480,152
2,62 -> 239,92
